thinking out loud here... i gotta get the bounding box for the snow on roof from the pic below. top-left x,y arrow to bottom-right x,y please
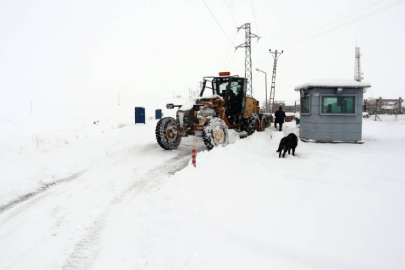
295,79 -> 371,91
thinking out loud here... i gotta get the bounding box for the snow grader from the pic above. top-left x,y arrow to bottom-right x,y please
156,72 -> 271,151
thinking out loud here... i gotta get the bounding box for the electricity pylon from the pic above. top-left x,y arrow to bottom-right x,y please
235,23 -> 260,98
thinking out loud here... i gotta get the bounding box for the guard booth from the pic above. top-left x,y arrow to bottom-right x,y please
295,79 -> 371,142
135,107 -> 145,124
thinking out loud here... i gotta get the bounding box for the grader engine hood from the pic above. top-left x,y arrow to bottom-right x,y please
178,98 -> 198,111
175,98 -> 216,122
175,95 -> 224,115
172,95 -> 226,137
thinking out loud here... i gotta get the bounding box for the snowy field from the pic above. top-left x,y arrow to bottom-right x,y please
0,100 -> 177,206
0,113 -> 404,269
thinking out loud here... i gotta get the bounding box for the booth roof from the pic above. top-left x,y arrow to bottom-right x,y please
295,79 -> 371,91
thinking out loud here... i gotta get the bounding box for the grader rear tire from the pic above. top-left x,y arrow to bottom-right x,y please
259,116 -> 266,132
155,117 -> 181,150
245,114 -> 260,135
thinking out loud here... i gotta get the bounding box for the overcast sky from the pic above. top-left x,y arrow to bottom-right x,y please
0,0 -> 404,118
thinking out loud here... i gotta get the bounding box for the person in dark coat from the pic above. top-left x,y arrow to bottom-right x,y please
274,106 -> 286,131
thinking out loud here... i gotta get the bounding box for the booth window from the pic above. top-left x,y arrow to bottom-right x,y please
301,96 -> 310,114
321,96 -> 355,114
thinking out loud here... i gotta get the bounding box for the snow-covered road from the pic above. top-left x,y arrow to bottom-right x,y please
0,119 -> 206,269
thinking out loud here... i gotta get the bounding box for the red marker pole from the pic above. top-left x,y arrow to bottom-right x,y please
192,149 -> 197,168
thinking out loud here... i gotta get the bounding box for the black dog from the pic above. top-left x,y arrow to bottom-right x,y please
276,133 -> 298,158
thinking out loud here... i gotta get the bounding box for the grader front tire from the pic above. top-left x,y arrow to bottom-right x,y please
202,118 -> 229,151
155,117 -> 181,150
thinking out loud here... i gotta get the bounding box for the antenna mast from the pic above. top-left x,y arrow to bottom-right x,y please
354,46 -> 363,82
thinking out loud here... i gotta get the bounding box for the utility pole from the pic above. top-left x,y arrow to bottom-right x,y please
372,99 -> 381,121
235,23 -> 260,98
354,45 -> 363,82
269,49 -> 283,114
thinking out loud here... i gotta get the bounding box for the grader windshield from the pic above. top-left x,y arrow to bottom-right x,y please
200,76 -> 246,100
199,75 -> 247,120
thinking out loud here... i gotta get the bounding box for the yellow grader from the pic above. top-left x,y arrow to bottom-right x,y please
156,72 -> 271,150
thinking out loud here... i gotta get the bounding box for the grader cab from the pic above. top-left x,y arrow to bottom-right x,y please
156,72 -> 269,151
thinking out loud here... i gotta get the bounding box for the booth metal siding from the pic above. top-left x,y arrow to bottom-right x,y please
300,88 -> 364,141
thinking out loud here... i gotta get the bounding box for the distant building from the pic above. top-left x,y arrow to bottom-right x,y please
284,104 -> 300,113
271,101 -> 300,113
364,97 -> 403,114
272,101 -> 285,111
381,104 -> 396,114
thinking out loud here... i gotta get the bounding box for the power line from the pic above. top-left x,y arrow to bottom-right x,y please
253,51 -> 271,73
254,0 -> 390,67
252,0 -> 405,91
219,34 -> 238,71
217,0 -> 240,70
254,0 -> 404,68
285,0 -> 404,49
284,0 -> 405,49
223,0 -> 238,27
225,50 -> 236,70
279,0 -> 387,48
251,0 -> 260,35
201,0 -> 234,46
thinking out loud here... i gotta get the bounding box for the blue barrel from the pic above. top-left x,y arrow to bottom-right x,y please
135,107 -> 145,124
295,117 -> 300,125
155,109 -> 162,120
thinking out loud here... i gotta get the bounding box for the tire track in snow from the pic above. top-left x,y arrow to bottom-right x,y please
62,147 -> 204,270
0,171 -> 85,214
0,171 -> 122,270
0,136 -> 202,215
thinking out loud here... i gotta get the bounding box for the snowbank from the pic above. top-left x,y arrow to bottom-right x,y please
0,109 -> 159,206
94,116 -> 405,269
1,111 -> 405,269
